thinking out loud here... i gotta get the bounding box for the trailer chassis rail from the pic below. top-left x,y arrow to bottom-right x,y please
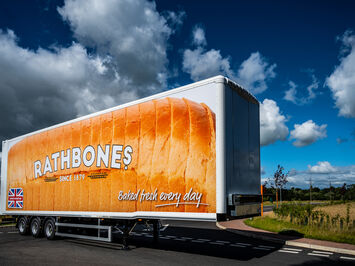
55,218 -> 112,242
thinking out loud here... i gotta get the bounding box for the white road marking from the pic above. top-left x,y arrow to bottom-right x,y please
230,244 -> 247,248
258,245 -> 274,249
278,250 -> 299,254
133,233 -> 142,236
7,232 -> 17,234
235,242 -> 252,246
191,240 -> 205,243
340,256 -> 355,261
180,237 -> 193,240
145,235 -> 153,238
165,235 -> 175,238
197,239 -> 210,242
282,247 -> 303,252
210,242 -> 224,245
0,232 -> 3,234
216,240 -> 230,244
307,253 -> 329,257
67,239 -> 125,250
253,247 -> 270,250
159,236 -> 170,239
312,250 -> 333,255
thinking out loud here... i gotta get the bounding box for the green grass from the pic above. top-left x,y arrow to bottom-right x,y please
245,216 -> 355,245
262,200 -> 331,207
262,201 -> 275,206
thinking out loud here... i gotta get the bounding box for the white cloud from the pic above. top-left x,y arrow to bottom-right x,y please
308,161 -> 337,174
163,10 -> 185,29
260,99 -> 289,146
307,74 -> 318,100
287,164 -> 354,189
0,0 -> 182,141
290,120 -> 327,147
0,29 -> 137,140
58,0 -> 181,89
192,26 -> 206,46
261,166 -> 266,175
236,52 -> 276,95
284,73 -> 319,105
326,30 -> 355,118
182,47 -> 234,81
284,81 -> 298,104
336,137 -> 348,144
182,28 -> 276,94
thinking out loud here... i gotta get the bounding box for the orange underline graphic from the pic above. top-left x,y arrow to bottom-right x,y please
155,202 -> 209,208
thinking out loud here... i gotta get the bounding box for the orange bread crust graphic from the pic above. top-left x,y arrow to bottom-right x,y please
6,97 -> 216,213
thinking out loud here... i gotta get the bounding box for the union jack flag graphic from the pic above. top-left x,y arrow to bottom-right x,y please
8,188 -> 23,209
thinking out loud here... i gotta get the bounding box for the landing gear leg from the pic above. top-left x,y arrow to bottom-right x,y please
121,220 -> 137,250
153,220 -> 159,245
122,233 -> 129,250
122,220 -> 130,250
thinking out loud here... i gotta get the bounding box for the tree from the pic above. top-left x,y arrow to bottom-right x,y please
340,183 -> 347,202
262,180 -> 268,187
273,165 -> 288,204
266,177 -> 276,203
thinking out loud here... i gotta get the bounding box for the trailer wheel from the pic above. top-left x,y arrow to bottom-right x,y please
44,219 -> 56,240
18,217 -> 28,235
30,217 -> 42,238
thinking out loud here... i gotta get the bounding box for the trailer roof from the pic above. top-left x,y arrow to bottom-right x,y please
225,78 -> 259,106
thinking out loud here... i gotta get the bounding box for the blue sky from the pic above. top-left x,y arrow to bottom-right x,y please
0,0 -> 354,188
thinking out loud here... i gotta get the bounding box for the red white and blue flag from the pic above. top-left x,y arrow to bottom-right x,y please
8,188 -> 23,209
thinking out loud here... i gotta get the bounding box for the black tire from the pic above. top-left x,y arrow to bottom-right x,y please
44,218 -> 56,240
30,217 -> 42,238
18,217 -> 28,235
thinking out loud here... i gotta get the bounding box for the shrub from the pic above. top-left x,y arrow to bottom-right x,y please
272,203 -> 354,233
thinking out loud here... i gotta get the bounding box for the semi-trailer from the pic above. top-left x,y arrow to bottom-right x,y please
0,76 -> 261,246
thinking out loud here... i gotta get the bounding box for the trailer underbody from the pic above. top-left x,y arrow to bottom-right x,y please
16,215 -> 161,249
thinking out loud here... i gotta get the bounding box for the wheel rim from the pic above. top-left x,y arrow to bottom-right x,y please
19,219 -> 25,232
32,221 -> 38,235
46,223 -> 53,237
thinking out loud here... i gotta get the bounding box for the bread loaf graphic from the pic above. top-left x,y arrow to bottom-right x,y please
6,97 -> 216,213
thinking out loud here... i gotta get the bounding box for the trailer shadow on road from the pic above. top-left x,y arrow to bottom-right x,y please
69,226 -> 350,266
1,226 -> 352,265
109,225 -> 285,262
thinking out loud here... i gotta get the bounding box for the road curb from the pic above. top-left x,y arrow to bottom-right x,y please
285,241 -> 355,256
215,222 -> 227,230
221,223 -> 355,256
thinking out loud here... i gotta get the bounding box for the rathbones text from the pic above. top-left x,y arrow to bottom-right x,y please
34,144 -> 133,179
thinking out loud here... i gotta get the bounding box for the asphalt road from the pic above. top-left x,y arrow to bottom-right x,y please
0,222 -> 354,265
263,205 -> 274,212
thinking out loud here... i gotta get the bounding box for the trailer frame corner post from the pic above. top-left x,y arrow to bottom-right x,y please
261,185 -> 263,217
0,140 -> 8,215
216,79 -> 227,219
